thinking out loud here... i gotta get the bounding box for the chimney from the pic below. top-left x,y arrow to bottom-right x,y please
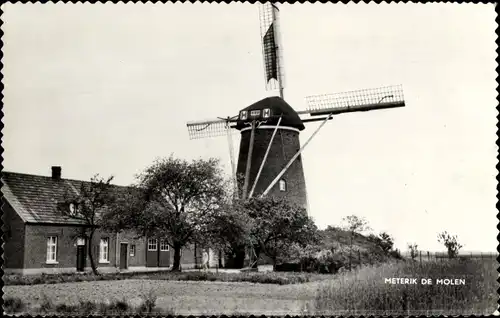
51,166 -> 62,180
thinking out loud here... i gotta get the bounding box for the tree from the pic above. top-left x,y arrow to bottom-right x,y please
437,231 -> 463,258
341,215 -> 372,270
58,174 -> 115,275
109,156 -> 228,271
202,199 -> 254,268
241,196 -> 319,271
378,232 -> 394,254
407,243 -> 419,261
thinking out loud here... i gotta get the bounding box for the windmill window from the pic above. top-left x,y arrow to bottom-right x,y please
279,179 -> 287,192
240,111 -> 248,120
250,110 -> 261,117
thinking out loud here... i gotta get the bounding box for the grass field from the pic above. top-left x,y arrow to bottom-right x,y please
4,258 -> 497,315
313,258 -> 498,315
3,279 -> 319,315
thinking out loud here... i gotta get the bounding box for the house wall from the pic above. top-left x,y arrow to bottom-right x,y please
6,217 -> 202,275
21,225 -> 148,274
2,199 -> 26,269
115,231 -> 146,268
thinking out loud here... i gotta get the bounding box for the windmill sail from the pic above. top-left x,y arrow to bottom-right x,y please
259,2 -> 285,94
263,22 -> 278,82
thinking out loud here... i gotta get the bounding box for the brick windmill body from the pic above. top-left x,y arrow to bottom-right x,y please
186,3 -> 406,267
235,97 -> 307,208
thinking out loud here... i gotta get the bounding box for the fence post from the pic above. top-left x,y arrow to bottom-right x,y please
358,250 -> 361,265
419,250 -> 422,262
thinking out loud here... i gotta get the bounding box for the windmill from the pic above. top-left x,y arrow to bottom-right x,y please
186,3 -> 406,210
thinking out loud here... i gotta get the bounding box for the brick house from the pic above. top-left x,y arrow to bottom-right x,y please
2,167 -> 220,275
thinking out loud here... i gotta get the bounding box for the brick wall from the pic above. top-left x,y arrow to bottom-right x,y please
23,225 -> 117,270
237,127 -> 308,208
116,231 -> 146,268
2,199 -> 26,269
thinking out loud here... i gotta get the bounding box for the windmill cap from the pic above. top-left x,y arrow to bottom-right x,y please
235,96 -> 305,131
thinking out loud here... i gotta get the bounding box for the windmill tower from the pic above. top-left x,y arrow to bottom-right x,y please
186,3 -> 406,211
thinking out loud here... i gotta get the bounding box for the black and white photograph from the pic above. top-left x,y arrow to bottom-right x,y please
1,2 -> 498,316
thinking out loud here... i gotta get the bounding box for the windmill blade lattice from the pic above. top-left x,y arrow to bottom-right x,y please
186,119 -> 237,140
259,2 -> 285,91
304,85 -> 405,116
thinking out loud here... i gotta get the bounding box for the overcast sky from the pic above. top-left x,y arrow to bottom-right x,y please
2,3 -> 497,252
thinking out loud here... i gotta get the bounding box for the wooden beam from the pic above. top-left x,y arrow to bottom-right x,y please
242,121 -> 256,200
261,113 -> 333,197
248,116 -> 282,199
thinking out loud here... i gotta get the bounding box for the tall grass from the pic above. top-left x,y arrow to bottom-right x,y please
313,259 -> 497,315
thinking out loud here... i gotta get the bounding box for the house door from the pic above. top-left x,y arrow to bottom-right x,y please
120,243 -> 128,270
76,238 -> 86,272
158,240 -> 170,267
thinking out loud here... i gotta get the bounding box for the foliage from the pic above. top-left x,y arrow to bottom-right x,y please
58,174 -> 116,275
202,199 -> 253,262
3,296 -> 26,314
437,231 -> 463,258
312,258 -> 497,315
238,196 -> 320,270
4,269 -> 333,287
408,243 -> 419,260
378,232 -> 394,253
108,155 -> 228,271
341,215 -> 372,270
137,289 -> 158,314
341,215 -> 372,234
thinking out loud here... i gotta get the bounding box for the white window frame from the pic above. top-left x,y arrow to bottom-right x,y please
147,238 -> 158,251
160,240 -> 169,251
99,238 -> 109,263
46,236 -> 58,264
279,179 -> 287,192
129,244 -> 136,257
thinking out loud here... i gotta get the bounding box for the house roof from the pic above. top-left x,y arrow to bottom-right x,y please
2,171 -> 129,225
235,96 -> 305,131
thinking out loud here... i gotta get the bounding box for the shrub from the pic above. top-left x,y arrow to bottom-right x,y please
137,289 -> 158,314
77,300 -> 97,315
408,243 -> 419,260
437,231 -> 463,258
3,297 -> 26,314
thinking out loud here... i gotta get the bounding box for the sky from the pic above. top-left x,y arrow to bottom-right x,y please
2,3 -> 498,252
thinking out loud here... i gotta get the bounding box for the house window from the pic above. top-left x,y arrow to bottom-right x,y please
99,238 -> 109,263
46,236 -> 58,263
160,240 -> 169,251
130,244 -> 136,256
279,179 -> 287,191
147,238 -> 158,251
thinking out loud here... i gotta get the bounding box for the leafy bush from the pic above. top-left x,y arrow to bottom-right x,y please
437,231 -> 463,258
137,290 -> 158,314
35,293 -> 55,314
3,296 -> 26,313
